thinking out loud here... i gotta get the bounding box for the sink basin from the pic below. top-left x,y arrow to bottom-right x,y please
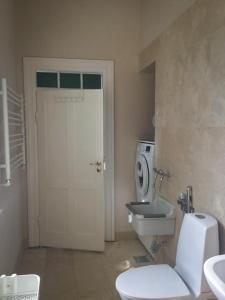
126,195 -> 175,236
204,255 -> 225,300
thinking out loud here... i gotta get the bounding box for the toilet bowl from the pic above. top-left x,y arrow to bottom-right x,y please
116,213 -> 219,300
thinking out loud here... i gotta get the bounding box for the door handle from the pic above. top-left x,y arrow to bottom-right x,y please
89,161 -> 102,166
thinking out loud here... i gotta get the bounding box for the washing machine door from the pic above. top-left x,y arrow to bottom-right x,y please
135,154 -> 149,201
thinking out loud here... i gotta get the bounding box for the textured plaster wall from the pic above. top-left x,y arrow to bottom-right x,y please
140,0 -> 197,50
0,0 -> 27,274
140,0 -> 225,264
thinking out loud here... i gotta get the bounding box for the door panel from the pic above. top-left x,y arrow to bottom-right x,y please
45,98 -> 69,188
37,89 -> 104,251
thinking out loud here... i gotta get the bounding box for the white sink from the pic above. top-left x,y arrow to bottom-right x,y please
204,255 -> 225,300
126,195 -> 175,236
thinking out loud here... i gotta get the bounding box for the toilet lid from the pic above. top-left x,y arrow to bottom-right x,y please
116,265 -> 191,299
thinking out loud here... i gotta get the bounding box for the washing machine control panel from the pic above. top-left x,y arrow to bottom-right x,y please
137,143 -> 154,154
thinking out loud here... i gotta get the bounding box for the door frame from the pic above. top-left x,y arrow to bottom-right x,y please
23,57 -> 115,246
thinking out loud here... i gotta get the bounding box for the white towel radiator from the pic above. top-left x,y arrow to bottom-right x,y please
0,78 -> 26,186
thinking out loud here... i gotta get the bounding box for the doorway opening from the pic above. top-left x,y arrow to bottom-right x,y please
23,58 -> 115,249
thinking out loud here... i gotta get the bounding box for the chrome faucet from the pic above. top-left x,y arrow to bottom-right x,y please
153,168 -> 170,191
177,185 -> 195,214
153,167 -> 159,188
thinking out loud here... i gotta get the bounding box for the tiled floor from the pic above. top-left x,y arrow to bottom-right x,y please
18,240 -> 149,300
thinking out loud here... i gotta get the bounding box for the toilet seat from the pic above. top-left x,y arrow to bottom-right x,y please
116,264 -> 191,299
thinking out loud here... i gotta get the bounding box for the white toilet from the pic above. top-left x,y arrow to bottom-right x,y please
116,213 -> 219,300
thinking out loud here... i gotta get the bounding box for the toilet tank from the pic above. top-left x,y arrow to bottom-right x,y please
175,213 -> 219,297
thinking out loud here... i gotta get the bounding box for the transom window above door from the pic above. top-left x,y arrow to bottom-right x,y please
36,71 -> 102,89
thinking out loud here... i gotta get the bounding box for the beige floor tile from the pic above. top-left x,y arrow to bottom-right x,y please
41,290 -> 77,300
74,264 -> 111,297
43,264 -> 75,296
46,248 -> 74,265
18,239 -> 148,300
78,289 -> 113,300
18,247 -> 47,277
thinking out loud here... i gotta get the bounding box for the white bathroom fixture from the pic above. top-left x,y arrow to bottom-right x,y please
116,213 -> 219,300
133,141 -> 173,255
135,141 -> 155,202
127,195 -> 175,236
0,78 -> 26,186
204,255 -> 225,300
0,274 -> 40,299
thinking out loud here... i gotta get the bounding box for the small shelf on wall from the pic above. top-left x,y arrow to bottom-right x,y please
0,78 -> 26,186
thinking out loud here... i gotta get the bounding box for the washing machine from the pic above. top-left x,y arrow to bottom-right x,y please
135,140 -> 155,202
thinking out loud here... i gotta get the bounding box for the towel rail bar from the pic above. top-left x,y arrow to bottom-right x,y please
11,152 -> 23,163
8,111 -> 22,119
9,121 -> 23,127
10,143 -> 24,151
11,157 -> 24,167
7,85 -> 22,98
8,96 -> 21,108
8,116 -> 22,122
10,138 -> 24,144
8,91 -> 21,104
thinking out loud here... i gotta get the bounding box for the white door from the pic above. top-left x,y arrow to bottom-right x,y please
36,89 -> 104,251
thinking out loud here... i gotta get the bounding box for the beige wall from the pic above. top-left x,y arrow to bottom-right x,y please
140,0 -> 225,263
16,0 -> 155,233
0,0 -> 16,86
140,0 -> 197,51
0,0 -> 27,273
